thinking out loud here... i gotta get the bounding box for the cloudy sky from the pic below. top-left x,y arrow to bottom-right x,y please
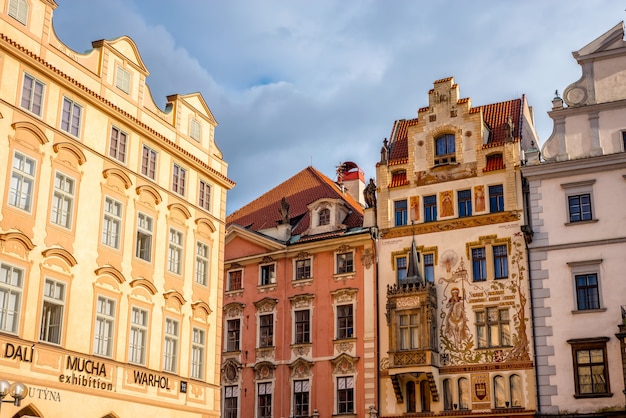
52,1 -> 620,214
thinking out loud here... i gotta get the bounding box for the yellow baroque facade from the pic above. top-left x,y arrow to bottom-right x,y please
0,0 -> 234,417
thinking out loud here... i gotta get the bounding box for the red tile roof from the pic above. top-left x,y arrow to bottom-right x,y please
226,166 -> 364,236
388,118 -> 418,164
389,171 -> 409,188
483,153 -> 505,172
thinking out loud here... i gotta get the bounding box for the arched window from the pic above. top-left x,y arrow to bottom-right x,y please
8,0 -> 29,25
458,377 -> 470,410
442,379 -> 453,410
318,208 -> 330,226
406,381 -> 416,412
494,375 -> 506,408
420,380 -> 431,412
510,374 -> 522,407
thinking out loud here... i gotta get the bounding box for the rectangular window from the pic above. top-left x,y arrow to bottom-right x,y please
190,118 -> 201,141
259,314 -> 274,348
115,66 -> 131,93
226,319 -> 241,352
109,126 -> 128,163
163,318 -> 179,372
394,199 -> 408,226
458,189 -> 472,217
493,245 -> 508,279
60,97 -> 82,137
622,131 -> 626,151
50,172 -> 75,229
168,228 -> 184,275
424,195 -> 437,222
293,380 -> 310,417
472,247 -> 487,282
21,73 -> 44,116
575,273 -> 600,310
396,256 -> 407,283
489,185 -> 504,212
568,194 -> 592,222
191,327 -> 205,379
102,196 -> 122,249
260,264 -> 275,285
337,376 -> 355,414
8,0 -> 28,25
39,278 -> 65,344
9,151 -> 36,212
571,340 -> 610,396
399,313 -> 419,350
0,263 -> 23,333
435,134 -> 455,156
172,163 -> 186,196
195,242 -> 209,286
476,307 -> 510,348
135,213 -> 153,262
336,252 -> 354,274
295,310 -> 310,344
129,306 -> 148,365
141,145 -> 157,180
224,386 -> 239,418
94,296 -> 115,357
295,258 -> 311,280
257,382 -> 272,418
227,270 -> 242,291
424,254 -> 435,283
199,180 -> 211,211
337,304 -> 353,339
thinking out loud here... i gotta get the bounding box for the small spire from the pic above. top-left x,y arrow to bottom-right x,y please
405,223 -> 423,286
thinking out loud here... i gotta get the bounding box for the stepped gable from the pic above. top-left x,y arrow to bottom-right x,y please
227,166 -> 364,236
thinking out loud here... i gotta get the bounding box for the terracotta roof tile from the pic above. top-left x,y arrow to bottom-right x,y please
483,153 -> 505,172
388,118 -> 419,164
389,171 -> 409,188
226,166 -> 364,236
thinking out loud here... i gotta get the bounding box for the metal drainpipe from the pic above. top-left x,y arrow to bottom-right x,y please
371,215 -> 381,416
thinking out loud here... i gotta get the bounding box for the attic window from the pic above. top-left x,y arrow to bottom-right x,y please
190,119 -> 201,141
8,0 -> 28,25
434,134 -> 456,165
116,66 -> 131,94
318,208 -> 330,226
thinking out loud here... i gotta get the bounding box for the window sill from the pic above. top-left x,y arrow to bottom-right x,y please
573,392 -> 613,399
565,219 -> 598,226
333,272 -> 355,282
571,308 -> 607,314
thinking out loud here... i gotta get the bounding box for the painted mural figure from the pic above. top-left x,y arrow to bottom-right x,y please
474,185 -> 485,212
441,191 -> 453,217
444,287 -> 469,346
410,196 -> 419,221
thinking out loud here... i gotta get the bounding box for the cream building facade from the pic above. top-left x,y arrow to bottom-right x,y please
523,22 -> 626,417
375,77 -> 539,417
0,0 -> 233,416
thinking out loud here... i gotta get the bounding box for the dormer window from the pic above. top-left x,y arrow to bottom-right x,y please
115,66 -> 131,94
190,118 -> 201,141
434,134 -> 456,165
8,0 -> 28,25
318,208 -> 330,226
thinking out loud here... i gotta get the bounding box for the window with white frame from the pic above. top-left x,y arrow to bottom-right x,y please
458,189 -> 472,217
109,126 -> 128,163
195,241 -> 209,286
190,118 -> 201,141
227,269 -> 243,291
562,180 -> 595,223
224,386 -> 239,418
336,251 -> 354,274
257,382 -> 272,418
8,0 -> 28,25
318,208 -> 330,226
336,304 -> 353,339
398,312 -> 420,350
0,263 -> 23,334
493,244 -> 508,279
9,151 -> 36,212
191,327 -> 205,379
569,337 -> 611,397
60,97 -> 82,137
115,65 -> 131,93
424,195 -> 437,222
293,380 -> 310,417
39,278 -> 65,344
102,196 -> 122,249
489,184 -> 504,213
226,318 -> 240,352
172,163 -> 186,196
163,318 -> 179,372
394,199 -> 408,226
259,313 -> 274,348
141,145 -> 157,180
471,247 -> 487,282
128,306 -> 148,365
94,296 -> 115,357
199,180 -> 211,211
20,73 -> 44,116
167,228 -> 184,275
135,213 -> 153,262
260,263 -> 276,286
294,309 -> 310,344
476,307 -> 510,348
295,258 -> 311,280
50,172 -> 75,229
337,376 -> 354,414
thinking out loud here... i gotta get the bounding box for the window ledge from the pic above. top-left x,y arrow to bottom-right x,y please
225,289 -> 244,297
565,219 -> 599,226
333,272 -> 355,281
573,392 -> 613,399
571,308 -> 607,314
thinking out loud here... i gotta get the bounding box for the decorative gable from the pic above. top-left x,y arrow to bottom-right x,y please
305,198 -> 349,236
